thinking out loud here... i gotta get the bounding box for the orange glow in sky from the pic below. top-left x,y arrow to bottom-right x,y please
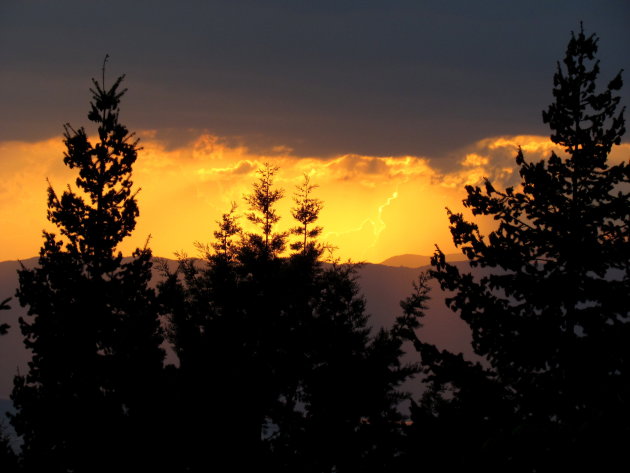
2,133 -> 627,263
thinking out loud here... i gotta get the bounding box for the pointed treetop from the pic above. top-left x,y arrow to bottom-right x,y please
291,174 -> 323,254
244,162 -> 285,253
542,24 -> 625,165
47,58 -> 141,264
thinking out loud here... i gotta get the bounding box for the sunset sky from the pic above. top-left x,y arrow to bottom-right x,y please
1,1 -> 628,263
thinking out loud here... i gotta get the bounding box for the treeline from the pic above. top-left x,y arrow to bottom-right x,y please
1,27 -> 629,472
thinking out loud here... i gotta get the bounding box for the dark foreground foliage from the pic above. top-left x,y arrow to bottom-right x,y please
396,25 -> 630,472
10,59 -> 165,472
159,166 -> 413,472
1,25 -> 627,473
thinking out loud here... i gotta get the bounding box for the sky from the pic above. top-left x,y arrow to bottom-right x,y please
1,0 -> 629,263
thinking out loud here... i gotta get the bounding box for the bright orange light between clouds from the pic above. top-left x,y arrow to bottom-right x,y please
2,133 -> 628,263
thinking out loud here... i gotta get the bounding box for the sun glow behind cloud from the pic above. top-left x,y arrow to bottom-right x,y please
1,133 -> 628,263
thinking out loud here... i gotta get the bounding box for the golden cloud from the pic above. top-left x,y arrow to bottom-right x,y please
1,133 -> 628,263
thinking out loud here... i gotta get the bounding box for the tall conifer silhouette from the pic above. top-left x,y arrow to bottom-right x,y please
399,26 -> 630,471
290,174 -> 323,254
244,162 -> 286,256
161,165 -> 411,471
11,58 -> 164,472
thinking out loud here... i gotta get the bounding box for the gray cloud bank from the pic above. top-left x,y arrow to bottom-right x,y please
0,0 -> 628,161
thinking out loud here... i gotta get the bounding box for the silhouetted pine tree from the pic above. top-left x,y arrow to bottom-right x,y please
394,274 -> 512,472
270,260 -> 411,473
11,60 -> 165,473
160,165 -> 290,471
243,162 -> 287,257
161,166 -> 411,472
399,26 -> 630,471
290,174 -> 323,254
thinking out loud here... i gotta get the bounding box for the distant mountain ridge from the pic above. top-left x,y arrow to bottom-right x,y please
0,255 -> 477,403
379,253 -> 466,268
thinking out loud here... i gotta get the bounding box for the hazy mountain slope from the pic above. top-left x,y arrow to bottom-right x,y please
358,262 -> 474,360
379,253 -> 466,268
0,256 -> 476,402
0,259 -> 33,402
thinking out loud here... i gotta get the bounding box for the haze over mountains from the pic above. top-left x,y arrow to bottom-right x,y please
379,253 -> 465,268
0,254 -> 475,402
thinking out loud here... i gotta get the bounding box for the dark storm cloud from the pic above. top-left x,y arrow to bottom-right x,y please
0,0 -> 628,161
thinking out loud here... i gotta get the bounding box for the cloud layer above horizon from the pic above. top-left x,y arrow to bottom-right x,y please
1,1 -> 628,160
3,131 -> 628,263
1,1 -> 629,262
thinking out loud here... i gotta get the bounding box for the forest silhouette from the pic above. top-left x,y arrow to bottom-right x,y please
1,26 -> 629,472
